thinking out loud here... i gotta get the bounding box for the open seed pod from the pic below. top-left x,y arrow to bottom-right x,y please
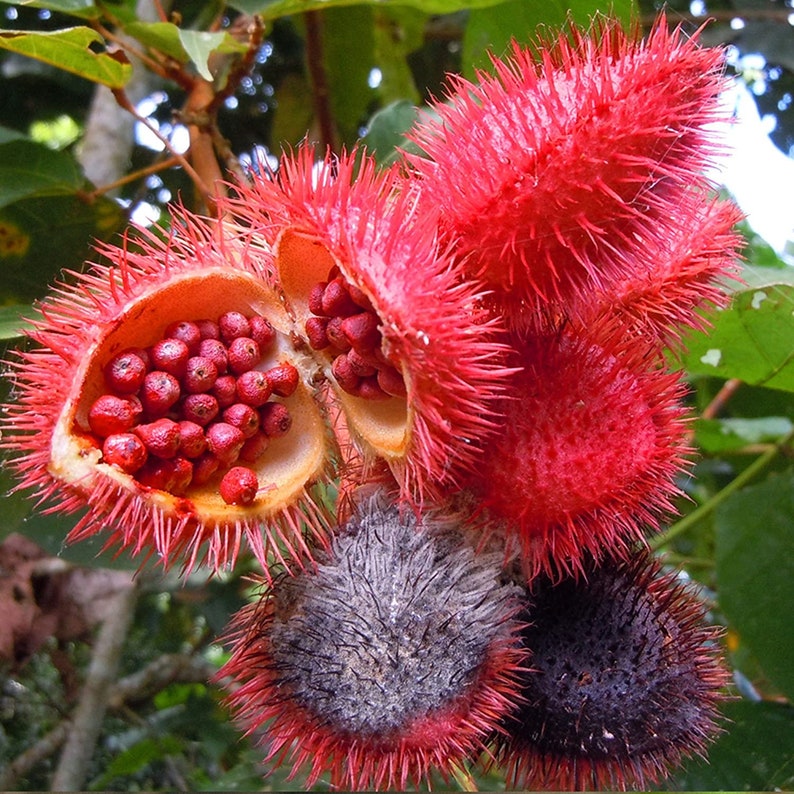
2,213 -> 335,574
223,147 -> 515,503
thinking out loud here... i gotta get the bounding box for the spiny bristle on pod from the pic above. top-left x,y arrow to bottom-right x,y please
463,320 -> 690,581
0,211 -> 335,575
496,552 -> 730,790
218,490 -> 529,791
408,16 -> 734,330
588,194 -> 744,351
221,146 -> 516,505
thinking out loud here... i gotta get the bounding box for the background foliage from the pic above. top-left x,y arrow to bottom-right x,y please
1,0 -> 793,789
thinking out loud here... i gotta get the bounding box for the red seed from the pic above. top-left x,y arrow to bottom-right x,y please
321,277 -> 359,317
259,401 -> 292,438
196,319 -> 220,340
104,350 -> 147,394
341,312 -> 381,351
219,466 -> 259,506
239,431 -> 270,463
236,370 -> 272,407
305,316 -> 330,350
140,371 -> 181,417
177,420 -> 207,458
348,282 -> 374,312
180,393 -> 220,426
206,422 -> 246,466
249,316 -> 276,351
347,349 -> 377,378
358,375 -> 391,401
135,418 -> 181,459
218,311 -> 252,344
330,354 -> 360,394
164,320 -> 201,354
192,452 -> 220,486
149,338 -> 190,379
211,375 -> 237,408
223,403 -> 260,439
102,433 -> 148,473
227,337 -> 261,376
266,363 -> 299,397
183,356 -> 219,394
308,282 -> 327,316
198,338 -> 229,375
88,395 -> 140,438
377,365 -> 407,398
137,456 -> 193,495
326,316 -> 352,352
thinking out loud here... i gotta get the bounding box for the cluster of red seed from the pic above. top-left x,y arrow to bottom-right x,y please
85,311 -> 299,506
303,270 -> 406,400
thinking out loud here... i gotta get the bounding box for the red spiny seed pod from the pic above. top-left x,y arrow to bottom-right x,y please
408,17 -> 737,330
222,146 -> 515,504
464,321 -> 690,581
495,553 -> 729,790
219,492 -> 529,790
0,209 -> 335,575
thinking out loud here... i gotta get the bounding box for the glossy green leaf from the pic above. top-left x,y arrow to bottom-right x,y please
695,416 -> 793,453
463,0 -> 637,77
681,284 -> 794,392
670,699 -> 794,791
0,27 -> 132,88
0,0 -> 100,19
0,193 -> 125,301
716,470 -> 794,700
229,0 -> 529,16
0,139 -> 84,209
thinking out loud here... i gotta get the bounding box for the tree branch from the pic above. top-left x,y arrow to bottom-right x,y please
304,10 -> 337,153
50,583 -> 139,792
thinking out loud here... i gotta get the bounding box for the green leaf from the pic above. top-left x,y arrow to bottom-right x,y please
0,0 -> 101,19
229,0 -> 537,17
463,0 -> 638,77
323,5 -> 376,145
178,30 -> 225,81
0,304 -> 35,340
372,6 -> 424,106
681,284 -> 794,392
362,99 -> 420,164
695,416 -> 793,453
123,21 -> 189,63
0,139 -> 84,209
0,193 -> 125,302
715,470 -> 794,700
0,27 -> 132,88
0,125 -> 27,144
670,699 -> 794,791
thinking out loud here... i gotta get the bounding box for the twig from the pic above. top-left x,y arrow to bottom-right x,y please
82,154 -> 182,201
111,87 -> 214,201
304,10 -> 337,153
650,428 -> 794,551
702,377 -> 743,421
1,648 -> 215,790
50,583 -> 139,791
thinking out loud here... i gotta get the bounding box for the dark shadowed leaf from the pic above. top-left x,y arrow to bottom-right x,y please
716,470 -> 794,700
